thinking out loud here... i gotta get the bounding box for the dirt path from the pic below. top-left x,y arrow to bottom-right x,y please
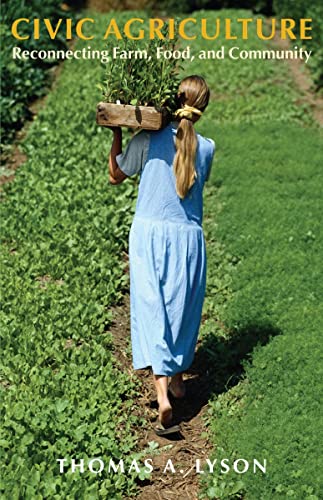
108,295 -> 214,499
271,29 -> 323,126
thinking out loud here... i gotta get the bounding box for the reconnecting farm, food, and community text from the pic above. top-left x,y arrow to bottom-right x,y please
11,45 -> 313,64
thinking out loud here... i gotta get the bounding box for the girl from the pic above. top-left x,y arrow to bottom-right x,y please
108,75 -> 215,436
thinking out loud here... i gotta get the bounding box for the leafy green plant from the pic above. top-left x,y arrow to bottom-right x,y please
0,12 -> 144,499
0,0 -> 72,150
100,20 -> 181,112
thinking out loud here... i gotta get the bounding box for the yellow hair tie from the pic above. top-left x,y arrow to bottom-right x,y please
174,104 -> 203,120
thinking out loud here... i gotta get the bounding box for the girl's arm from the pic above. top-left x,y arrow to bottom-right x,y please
108,127 -> 128,185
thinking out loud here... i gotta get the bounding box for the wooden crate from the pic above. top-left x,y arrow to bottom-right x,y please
96,102 -> 170,130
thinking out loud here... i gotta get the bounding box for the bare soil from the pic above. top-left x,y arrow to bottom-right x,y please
0,143 -> 27,185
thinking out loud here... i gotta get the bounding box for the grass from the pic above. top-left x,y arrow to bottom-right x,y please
199,124 -> 323,499
189,10 -> 323,500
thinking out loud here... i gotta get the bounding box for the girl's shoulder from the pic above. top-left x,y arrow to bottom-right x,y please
197,133 -> 216,161
197,132 -> 215,150
196,134 -> 216,183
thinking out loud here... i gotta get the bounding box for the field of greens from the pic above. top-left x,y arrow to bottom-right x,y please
0,0 -> 73,149
1,7 -> 323,500
190,11 -> 323,500
0,12 -> 147,499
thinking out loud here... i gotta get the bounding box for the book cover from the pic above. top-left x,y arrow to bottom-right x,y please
1,1 -> 322,499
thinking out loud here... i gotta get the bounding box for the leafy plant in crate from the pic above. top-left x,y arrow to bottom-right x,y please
96,23 -> 182,130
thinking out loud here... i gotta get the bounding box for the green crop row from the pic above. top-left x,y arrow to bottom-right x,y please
200,123 -> 323,499
190,10 -> 323,500
0,12 -> 149,499
0,1 -> 74,150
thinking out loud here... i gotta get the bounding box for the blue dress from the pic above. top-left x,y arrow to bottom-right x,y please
117,122 -> 215,376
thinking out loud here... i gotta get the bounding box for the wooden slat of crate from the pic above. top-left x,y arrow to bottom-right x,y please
96,102 -> 168,130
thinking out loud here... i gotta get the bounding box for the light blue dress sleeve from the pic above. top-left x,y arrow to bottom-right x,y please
205,138 -> 216,181
116,130 -> 150,177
